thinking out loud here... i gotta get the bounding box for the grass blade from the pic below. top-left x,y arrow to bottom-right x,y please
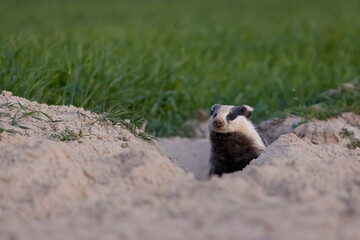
11,112 -> 30,129
17,101 -> 29,111
0,128 -> 17,134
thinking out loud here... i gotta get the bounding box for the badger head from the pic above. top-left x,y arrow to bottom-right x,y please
208,104 -> 254,133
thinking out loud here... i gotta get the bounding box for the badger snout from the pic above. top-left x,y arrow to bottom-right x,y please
213,118 -> 225,129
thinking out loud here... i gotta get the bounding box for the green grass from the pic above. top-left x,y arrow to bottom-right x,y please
0,128 -> 17,134
1,0 -> 360,136
340,128 -> 360,150
50,128 -> 80,142
287,79 -> 360,120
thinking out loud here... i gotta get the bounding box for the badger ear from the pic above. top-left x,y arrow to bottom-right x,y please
241,105 -> 254,118
210,104 -> 221,116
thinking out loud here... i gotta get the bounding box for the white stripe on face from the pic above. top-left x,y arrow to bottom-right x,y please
208,105 -> 266,150
209,105 -> 234,132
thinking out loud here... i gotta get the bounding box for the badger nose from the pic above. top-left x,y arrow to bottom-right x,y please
213,119 -> 225,129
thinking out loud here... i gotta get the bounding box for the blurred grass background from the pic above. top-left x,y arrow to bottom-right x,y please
0,0 -> 359,136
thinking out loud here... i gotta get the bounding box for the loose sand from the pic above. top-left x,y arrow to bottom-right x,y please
1,90 -> 360,240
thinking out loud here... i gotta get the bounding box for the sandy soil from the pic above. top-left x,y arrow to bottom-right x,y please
159,112 -> 360,181
1,90 -> 360,240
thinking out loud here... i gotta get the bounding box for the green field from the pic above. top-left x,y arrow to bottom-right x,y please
1,0 -> 360,136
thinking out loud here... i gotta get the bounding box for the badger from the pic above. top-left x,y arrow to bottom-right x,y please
208,104 -> 267,177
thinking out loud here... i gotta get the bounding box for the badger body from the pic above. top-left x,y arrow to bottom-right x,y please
208,104 -> 267,177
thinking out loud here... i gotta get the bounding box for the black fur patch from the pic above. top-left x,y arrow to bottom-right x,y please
210,104 -> 221,116
209,131 -> 260,176
226,105 -> 251,121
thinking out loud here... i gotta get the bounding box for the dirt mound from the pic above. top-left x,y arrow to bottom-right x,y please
0,90 -> 188,221
1,91 -> 360,240
160,112 -> 360,180
257,115 -> 303,144
293,112 -> 360,146
0,136 -> 186,222
258,112 -> 360,147
0,90 -> 147,157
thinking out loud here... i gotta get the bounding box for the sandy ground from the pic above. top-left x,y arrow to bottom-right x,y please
159,113 -> 360,181
157,137 -> 211,180
1,90 -> 360,240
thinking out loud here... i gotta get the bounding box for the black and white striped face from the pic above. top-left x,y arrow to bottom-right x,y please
208,104 -> 254,133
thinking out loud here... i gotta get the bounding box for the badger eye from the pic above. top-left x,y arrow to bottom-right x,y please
213,113 -> 217,118
227,113 -> 237,121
